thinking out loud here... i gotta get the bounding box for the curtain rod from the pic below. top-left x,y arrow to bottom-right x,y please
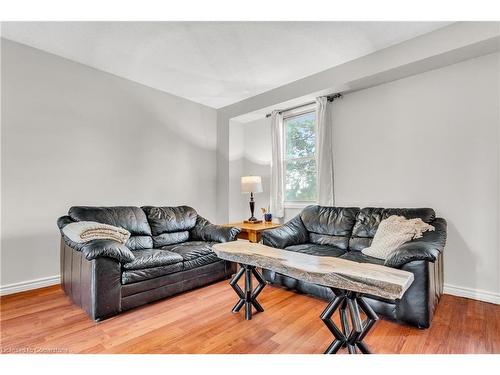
265,93 -> 342,118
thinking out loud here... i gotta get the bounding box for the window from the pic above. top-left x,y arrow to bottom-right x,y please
283,110 -> 317,204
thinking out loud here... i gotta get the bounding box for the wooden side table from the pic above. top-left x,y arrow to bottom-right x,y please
223,221 -> 281,243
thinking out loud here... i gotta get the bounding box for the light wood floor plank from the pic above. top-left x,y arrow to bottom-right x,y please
1,282 -> 499,354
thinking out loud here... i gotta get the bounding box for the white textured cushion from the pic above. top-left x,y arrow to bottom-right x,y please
361,215 -> 435,260
62,221 -> 131,244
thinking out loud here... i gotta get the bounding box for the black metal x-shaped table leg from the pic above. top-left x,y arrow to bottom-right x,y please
320,288 -> 379,354
229,263 -> 266,320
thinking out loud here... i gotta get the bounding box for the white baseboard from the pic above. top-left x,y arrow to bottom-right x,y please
1,275 -> 498,305
444,283 -> 500,305
0,275 -> 61,296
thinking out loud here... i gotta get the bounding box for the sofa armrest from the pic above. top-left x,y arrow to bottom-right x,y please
190,216 -> 241,243
262,215 -> 309,249
61,236 -> 135,263
57,215 -> 74,229
61,240 -> 122,320
385,218 -> 447,268
79,239 -> 135,263
57,216 -> 135,263
57,215 -> 135,263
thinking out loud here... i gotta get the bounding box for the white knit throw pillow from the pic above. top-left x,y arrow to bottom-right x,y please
361,215 -> 435,260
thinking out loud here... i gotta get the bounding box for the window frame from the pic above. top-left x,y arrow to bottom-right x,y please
282,105 -> 317,208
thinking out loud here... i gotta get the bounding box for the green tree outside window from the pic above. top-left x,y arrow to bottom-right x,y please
283,111 -> 317,202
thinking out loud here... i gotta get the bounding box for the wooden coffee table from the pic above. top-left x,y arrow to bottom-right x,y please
213,241 -> 414,354
222,221 -> 281,243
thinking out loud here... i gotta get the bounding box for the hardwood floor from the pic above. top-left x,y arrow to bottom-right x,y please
1,281 -> 499,354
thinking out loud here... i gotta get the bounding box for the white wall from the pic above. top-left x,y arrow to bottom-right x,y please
229,118 -> 272,222
217,22 -> 500,223
332,52 -> 499,300
229,52 -> 500,302
228,120 -> 247,222
0,39 -> 218,290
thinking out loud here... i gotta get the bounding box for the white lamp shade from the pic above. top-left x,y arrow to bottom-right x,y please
241,176 -> 263,193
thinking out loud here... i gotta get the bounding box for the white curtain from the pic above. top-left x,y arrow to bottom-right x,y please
315,97 -> 335,206
269,110 -> 285,218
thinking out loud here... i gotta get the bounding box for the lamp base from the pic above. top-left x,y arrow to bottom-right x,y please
244,219 -> 263,224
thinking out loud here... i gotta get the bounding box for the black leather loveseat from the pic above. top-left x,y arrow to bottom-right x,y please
57,206 -> 240,321
262,206 -> 447,328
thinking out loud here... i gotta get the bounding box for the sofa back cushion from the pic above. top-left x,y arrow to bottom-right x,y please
349,207 -> 436,251
300,206 -> 359,250
68,206 -> 153,250
142,206 -> 198,248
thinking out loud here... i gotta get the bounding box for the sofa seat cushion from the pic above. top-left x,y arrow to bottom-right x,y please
122,241 -> 220,284
162,241 -> 220,270
123,249 -> 183,270
339,250 -> 385,265
161,241 -> 215,260
183,253 -> 220,270
284,243 -> 347,257
122,263 -> 183,284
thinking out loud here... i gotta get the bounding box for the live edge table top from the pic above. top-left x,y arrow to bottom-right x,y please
213,242 -> 414,300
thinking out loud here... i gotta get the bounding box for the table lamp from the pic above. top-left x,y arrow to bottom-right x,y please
241,176 -> 263,224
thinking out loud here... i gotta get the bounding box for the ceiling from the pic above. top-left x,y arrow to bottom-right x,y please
2,22 -> 451,108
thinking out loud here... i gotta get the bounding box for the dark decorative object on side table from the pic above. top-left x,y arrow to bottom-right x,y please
241,175 -> 263,224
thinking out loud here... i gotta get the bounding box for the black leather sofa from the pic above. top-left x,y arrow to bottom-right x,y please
262,206 -> 447,328
57,206 -> 240,321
